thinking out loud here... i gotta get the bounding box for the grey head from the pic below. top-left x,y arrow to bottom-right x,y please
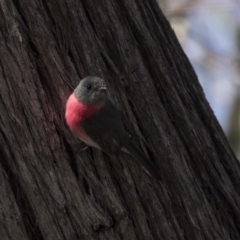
74,76 -> 107,105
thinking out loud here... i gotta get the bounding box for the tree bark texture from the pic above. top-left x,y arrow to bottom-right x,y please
0,0 -> 240,240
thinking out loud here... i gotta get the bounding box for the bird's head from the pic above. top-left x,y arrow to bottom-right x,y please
74,76 -> 107,106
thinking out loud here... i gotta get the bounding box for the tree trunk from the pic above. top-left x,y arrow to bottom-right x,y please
0,0 -> 240,239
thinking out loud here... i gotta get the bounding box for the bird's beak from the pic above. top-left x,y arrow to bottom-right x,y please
99,86 -> 107,91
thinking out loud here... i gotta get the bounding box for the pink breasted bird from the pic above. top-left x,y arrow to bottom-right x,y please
65,76 -> 159,179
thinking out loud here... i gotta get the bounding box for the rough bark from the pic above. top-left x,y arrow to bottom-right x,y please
0,0 -> 240,240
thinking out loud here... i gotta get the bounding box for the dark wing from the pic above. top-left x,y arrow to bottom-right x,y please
81,99 -> 130,155
82,99 -> 160,180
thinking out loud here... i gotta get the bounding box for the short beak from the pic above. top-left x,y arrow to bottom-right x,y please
99,86 -> 107,91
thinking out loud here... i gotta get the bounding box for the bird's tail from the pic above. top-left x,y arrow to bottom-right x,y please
127,144 -> 160,180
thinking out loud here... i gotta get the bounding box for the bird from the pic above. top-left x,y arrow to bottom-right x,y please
65,76 -> 159,179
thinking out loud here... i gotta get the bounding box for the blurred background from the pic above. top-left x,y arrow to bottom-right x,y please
158,0 -> 240,159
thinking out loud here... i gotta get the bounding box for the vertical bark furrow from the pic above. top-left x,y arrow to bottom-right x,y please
0,0 -> 239,239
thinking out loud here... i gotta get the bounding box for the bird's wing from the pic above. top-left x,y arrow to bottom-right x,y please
81,99 -> 130,155
82,99 -> 160,180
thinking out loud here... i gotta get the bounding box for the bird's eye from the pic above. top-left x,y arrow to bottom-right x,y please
87,84 -> 92,90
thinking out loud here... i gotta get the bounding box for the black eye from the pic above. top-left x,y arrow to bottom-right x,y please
87,84 -> 92,90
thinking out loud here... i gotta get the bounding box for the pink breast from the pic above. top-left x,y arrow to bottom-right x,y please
65,94 -> 99,138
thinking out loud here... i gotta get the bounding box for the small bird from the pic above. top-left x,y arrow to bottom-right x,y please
65,76 -> 159,179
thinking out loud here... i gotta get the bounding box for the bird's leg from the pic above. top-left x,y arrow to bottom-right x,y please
80,146 -> 89,152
